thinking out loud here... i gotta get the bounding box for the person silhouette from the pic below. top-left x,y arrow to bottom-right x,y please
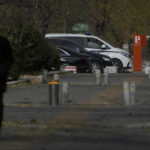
0,35 -> 13,129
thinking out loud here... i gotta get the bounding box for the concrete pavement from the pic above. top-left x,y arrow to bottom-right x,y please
1,72 -> 150,150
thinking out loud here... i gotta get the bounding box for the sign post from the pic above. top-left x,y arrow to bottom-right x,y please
133,35 -> 146,71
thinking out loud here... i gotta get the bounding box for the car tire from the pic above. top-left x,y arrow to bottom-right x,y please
60,63 -> 71,72
90,61 -> 104,73
112,58 -> 123,72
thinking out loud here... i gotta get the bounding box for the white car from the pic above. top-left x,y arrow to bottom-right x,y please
45,33 -> 132,71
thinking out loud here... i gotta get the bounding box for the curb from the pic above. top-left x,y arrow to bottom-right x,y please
7,71 -> 72,85
7,79 -> 30,85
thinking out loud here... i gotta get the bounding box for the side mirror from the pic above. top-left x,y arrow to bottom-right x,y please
101,44 -> 107,49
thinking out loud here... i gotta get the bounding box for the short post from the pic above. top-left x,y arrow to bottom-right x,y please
42,69 -> 48,83
95,69 -> 101,85
130,81 -> 136,105
54,74 -> 59,81
123,81 -> 130,106
103,68 -> 109,85
148,71 -> 150,81
48,81 -> 59,106
62,81 -> 69,103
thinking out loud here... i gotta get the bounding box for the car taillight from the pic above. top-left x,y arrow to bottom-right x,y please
82,56 -> 88,62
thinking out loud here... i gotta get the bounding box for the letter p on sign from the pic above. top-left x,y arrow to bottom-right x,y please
134,35 -> 141,46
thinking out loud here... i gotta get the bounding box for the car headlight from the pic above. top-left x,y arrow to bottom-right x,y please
121,52 -> 131,58
102,56 -> 111,61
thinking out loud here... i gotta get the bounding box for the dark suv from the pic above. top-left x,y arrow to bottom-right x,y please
47,39 -> 113,73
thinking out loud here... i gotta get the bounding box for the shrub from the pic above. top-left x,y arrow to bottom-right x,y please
8,25 -> 60,79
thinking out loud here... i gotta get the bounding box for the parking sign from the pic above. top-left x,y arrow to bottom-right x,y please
133,35 -> 146,71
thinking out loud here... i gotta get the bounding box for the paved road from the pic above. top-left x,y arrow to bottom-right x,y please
1,72 -> 150,150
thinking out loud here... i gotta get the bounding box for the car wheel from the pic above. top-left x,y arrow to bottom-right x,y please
60,63 -> 70,71
90,61 -> 104,73
112,59 -> 123,72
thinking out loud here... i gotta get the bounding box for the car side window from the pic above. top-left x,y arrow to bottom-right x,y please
62,42 -> 82,53
87,38 -> 103,49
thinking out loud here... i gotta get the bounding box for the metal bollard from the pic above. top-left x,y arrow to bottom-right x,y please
148,71 -> 150,81
123,81 -> 130,106
95,69 -> 101,85
103,68 -> 109,85
42,69 -> 48,83
54,74 -> 59,81
48,81 -> 59,106
62,81 -> 69,103
130,81 -> 136,105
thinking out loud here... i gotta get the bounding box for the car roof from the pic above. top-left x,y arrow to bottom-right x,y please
45,33 -> 97,38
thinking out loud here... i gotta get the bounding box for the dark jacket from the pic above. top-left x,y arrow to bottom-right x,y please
0,36 -> 13,92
